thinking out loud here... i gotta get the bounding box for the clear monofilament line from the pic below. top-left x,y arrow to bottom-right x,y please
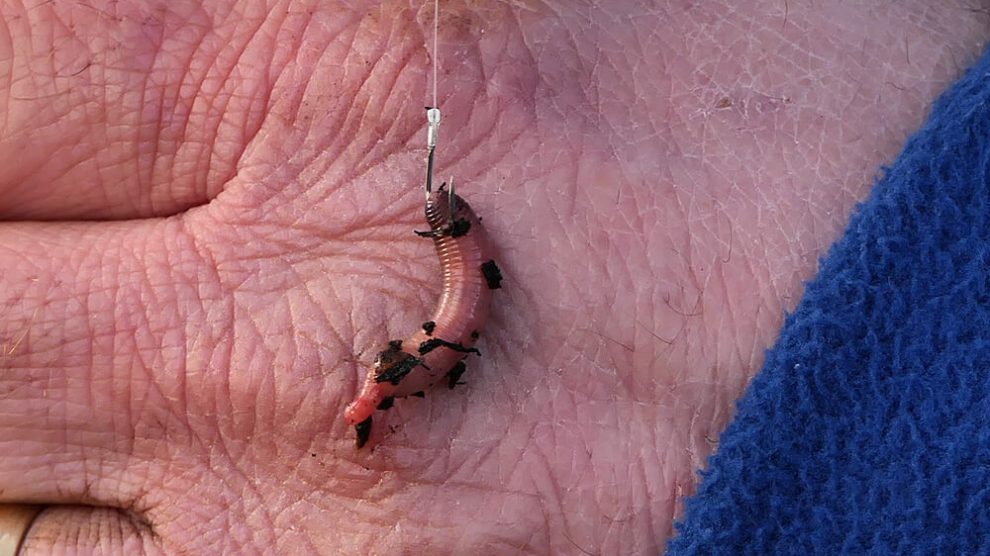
432,0 -> 439,108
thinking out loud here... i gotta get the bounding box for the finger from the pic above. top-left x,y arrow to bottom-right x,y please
0,0 -> 276,219
0,218 -> 200,508
19,506 -> 160,555
0,504 -> 41,556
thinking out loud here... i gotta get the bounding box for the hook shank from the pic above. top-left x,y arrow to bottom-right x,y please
425,107 -> 441,196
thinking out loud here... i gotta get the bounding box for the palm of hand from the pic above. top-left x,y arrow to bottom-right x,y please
0,1 -> 984,553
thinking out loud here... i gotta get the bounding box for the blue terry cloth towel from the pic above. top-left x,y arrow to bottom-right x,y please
667,47 -> 990,554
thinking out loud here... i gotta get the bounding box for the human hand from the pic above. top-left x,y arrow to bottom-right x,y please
0,0 -> 985,553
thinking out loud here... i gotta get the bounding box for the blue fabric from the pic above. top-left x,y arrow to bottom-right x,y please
667,47 -> 990,555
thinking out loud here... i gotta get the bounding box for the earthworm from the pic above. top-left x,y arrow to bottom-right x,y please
343,184 -> 502,447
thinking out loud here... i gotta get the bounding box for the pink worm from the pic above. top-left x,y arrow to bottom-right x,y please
343,186 -> 501,447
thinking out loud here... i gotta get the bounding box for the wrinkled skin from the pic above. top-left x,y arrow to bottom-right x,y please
0,0 -> 986,553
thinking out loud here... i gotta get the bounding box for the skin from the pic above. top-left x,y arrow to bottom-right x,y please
0,0 -> 986,553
